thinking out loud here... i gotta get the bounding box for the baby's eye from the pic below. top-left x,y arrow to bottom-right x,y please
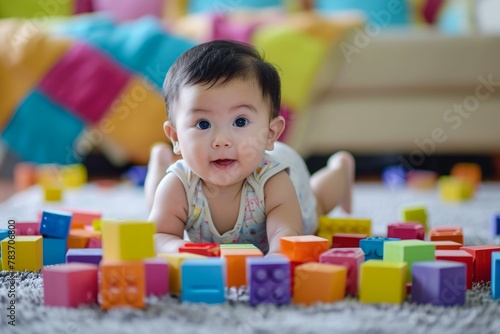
196,120 -> 211,130
234,117 -> 248,127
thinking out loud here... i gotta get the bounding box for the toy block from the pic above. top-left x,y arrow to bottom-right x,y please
210,13 -> 260,43
92,219 -> 103,232
14,222 -> 41,236
61,208 -> 102,228
88,238 -> 102,248
43,263 -> 99,307
430,227 -> 464,245
491,213 -> 500,238
319,248 -> 364,295
461,245 -> 500,283
43,237 -> 67,266
101,220 -> 155,261
317,217 -> 371,246
412,261 -> 466,306
68,229 -> 102,249
144,257 -> 169,297
220,248 -> 263,287
93,0 -> 164,22
359,260 -> 407,304
181,258 -> 226,304
40,210 -> 73,239
438,176 -> 474,202
43,182 -> 63,202
280,235 -> 329,262
14,162 -> 37,192
381,165 -> 407,189
332,233 -> 367,248
435,250 -> 473,289
406,170 -> 438,190
219,243 -> 258,249
36,164 -> 61,185
124,165 -> 148,187
289,260 -> 302,296
384,240 -> 435,282
179,242 -> 220,257
66,248 -> 103,266
158,253 -> 207,294
60,164 -> 88,188
359,237 -> 400,261
100,260 -> 146,310
492,252 -> 500,300
293,262 -> 347,306
0,229 -> 9,242
429,241 -> 463,251
400,205 -> 429,232
387,222 -> 425,240
451,162 -> 482,187
1,236 -> 43,271
247,256 -> 291,305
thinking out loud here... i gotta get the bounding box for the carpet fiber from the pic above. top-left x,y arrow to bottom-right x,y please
1,182 -> 500,334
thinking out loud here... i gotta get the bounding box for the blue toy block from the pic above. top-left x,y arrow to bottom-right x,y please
359,237 -> 400,261
247,255 -> 291,306
188,0 -> 282,13
40,210 -> 73,239
0,229 -> 9,257
124,166 -> 148,187
66,248 -> 103,265
181,258 -> 225,304
492,252 -> 500,300
43,237 -> 67,266
491,213 -> 500,238
381,165 -> 407,189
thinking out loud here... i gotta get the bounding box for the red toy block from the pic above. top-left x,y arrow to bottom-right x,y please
428,240 -> 463,250
430,227 -> 464,244
14,162 -> 37,192
461,245 -> 500,283
14,221 -> 41,236
435,250 -> 474,289
280,235 -> 329,262
100,260 -> 146,310
43,263 -> 99,307
319,248 -> 364,295
179,242 -> 220,257
332,233 -> 367,248
387,222 -> 425,240
144,257 -> 169,297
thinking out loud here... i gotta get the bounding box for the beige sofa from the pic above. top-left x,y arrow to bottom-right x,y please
287,28 -> 500,159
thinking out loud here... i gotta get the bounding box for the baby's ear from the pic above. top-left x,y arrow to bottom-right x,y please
266,116 -> 285,151
164,121 -> 181,155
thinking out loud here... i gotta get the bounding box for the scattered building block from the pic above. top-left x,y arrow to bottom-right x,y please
406,170 -> 438,190
43,237 -> 67,266
14,162 -> 37,192
461,245 -> 500,283
400,205 -> 429,232
247,255 -> 291,305
144,257 -> 169,297
293,262 -> 347,306
491,213 -> 500,238
158,253 -> 207,294
92,219 -> 103,232
1,236 -> 43,271
124,165 -> 148,187
66,248 -> 103,265
317,217 -> 371,247
179,242 -> 220,257
451,162 -> 481,187
438,176 -> 474,202
359,260 -> 407,304
492,252 -> 500,300
36,164 -> 61,185
100,260 -> 145,310
87,237 -> 102,248
43,182 -> 63,202
101,220 -> 155,261
60,164 -> 88,188
0,229 -> 9,243
219,243 -> 258,249
61,208 -> 102,228
319,248 -> 364,295
430,227 -> 464,244
387,222 -> 425,240
381,165 -> 407,189
40,210 -> 73,239
428,240 -> 463,251
332,233 -> 367,248
383,240 -> 435,282
220,248 -> 263,287
43,263 -> 99,307
14,222 -> 40,236
435,250 -> 473,289
359,237 -> 400,261
67,229 -> 102,249
412,261 -> 466,306
280,235 -> 329,262
181,258 -> 225,304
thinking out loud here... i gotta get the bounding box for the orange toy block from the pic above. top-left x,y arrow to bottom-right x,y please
100,260 -> 145,310
61,208 -> 102,228
428,240 -> 463,250
429,227 -> 463,245
13,162 -> 37,192
293,262 -> 347,305
220,248 -> 263,287
280,235 -> 330,262
68,229 -> 102,249
451,163 -> 482,187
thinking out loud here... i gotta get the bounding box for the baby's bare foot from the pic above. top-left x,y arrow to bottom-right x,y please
327,151 -> 355,214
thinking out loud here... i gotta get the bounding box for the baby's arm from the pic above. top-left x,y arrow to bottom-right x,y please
148,173 -> 189,254
264,171 -> 303,255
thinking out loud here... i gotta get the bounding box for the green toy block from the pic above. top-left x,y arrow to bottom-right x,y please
0,0 -> 74,19
383,240 -> 435,282
400,205 -> 429,232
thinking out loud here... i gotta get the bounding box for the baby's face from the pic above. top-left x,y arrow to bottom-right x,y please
171,78 -> 275,188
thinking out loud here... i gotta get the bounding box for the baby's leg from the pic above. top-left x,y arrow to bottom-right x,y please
144,143 -> 177,211
310,151 -> 355,216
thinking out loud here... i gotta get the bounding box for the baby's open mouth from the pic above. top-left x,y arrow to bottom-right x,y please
212,159 -> 236,169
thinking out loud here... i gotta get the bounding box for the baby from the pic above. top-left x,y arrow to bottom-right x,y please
146,40 -> 354,255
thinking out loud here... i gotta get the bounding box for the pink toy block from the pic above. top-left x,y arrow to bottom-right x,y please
461,245 -> 500,283
43,263 -> 99,307
387,222 -> 425,240
144,257 -> 169,297
332,233 -> 367,248
39,42 -> 130,124
209,14 -> 260,43
14,221 -> 40,236
61,208 -> 102,228
93,0 -> 164,22
319,248 -> 364,296
435,250 -> 473,289
406,170 -> 438,189
87,237 -> 102,248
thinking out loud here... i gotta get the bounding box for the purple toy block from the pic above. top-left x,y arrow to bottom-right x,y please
40,210 -> 72,239
381,166 -> 407,189
39,42 -> 131,124
412,261 -> 466,306
491,213 -> 500,238
387,222 -> 425,240
247,255 -> 291,306
144,257 -> 169,297
93,0 -> 164,22
124,165 -> 148,187
319,248 -> 364,295
14,221 -> 41,236
66,248 -> 103,265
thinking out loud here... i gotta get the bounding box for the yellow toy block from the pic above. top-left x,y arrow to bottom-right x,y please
383,240 -> 435,282
100,260 -> 145,310
1,236 -> 43,271
60,164 -> 87,188
220,248 -> 263,287
92,219 -> 102,232
317,216 -> 371,246
43,182 -> 63,202
359,260 -> 407,304
280,235 -> 329,262
101,220 -> 155,261
293,262 -> 347,306
158,253 -> 207,294
399,205 -> 429,232
438,176 -> 474,202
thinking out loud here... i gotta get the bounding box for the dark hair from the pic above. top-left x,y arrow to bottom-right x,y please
163,40 -> 281,121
